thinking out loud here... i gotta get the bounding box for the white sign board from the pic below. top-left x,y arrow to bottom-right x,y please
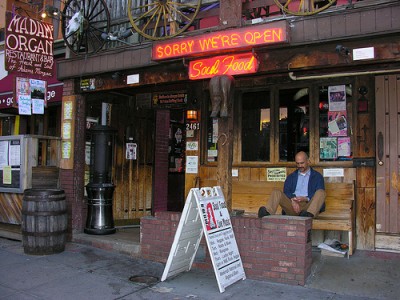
161,186 -> 246,293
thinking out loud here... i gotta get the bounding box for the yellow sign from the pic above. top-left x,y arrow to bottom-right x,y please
267,168 -> 287,182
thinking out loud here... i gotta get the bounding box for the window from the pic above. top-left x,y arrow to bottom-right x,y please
241,91 -> 270,161
279,88 -> 309,161
203,81 -> 353,165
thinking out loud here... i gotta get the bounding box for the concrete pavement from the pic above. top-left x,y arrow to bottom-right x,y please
0,237 -> 399,300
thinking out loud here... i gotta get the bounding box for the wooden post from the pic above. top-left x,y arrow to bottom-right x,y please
209,75 -> 235,211
216,113 -> 234,211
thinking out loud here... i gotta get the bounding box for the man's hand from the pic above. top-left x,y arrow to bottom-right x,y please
291,199 -> 300,214
290,196 -> 308,214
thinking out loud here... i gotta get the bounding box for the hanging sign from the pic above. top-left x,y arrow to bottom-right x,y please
5,12 -> 54,77
162,186 -> 246,293
189,53 -> 257,80
153,20 -> 288,60
152,92 -> 187,107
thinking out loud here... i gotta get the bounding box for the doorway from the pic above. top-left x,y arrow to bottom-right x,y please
153,109 -> 186,213
167,109 -> 186,211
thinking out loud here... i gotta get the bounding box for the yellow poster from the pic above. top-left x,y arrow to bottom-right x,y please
3,166 -> 12,184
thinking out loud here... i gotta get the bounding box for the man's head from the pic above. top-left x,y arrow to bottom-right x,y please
295,151 -> 310,174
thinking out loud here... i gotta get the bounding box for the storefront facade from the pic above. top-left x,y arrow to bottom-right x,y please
56,0 -> 400,253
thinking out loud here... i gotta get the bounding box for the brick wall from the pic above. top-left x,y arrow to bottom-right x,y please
141,211 -> 312,286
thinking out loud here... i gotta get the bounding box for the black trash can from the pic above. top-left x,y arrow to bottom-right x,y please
21,189 -> 67,255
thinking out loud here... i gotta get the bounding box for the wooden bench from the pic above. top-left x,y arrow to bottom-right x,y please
200,180 -> 356,255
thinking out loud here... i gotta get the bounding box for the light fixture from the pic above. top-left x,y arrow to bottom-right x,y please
186,110 -> 198,121
41,5 -> 59,19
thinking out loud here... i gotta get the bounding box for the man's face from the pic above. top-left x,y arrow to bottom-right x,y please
295,155 -> 310,173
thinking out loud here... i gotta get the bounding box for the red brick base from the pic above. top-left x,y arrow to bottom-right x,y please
141,211 -> 312,286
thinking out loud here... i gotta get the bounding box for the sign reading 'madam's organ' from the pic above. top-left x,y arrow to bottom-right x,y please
5,12 -> 54,77
153,20 -> 288,60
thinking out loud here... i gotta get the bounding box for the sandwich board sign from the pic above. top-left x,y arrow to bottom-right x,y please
161,186 -> 246,293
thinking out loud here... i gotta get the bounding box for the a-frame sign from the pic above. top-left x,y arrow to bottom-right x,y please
161,186 -> 246,293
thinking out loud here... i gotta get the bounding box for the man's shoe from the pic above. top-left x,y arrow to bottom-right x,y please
258,206 -> 270,218
299,210 -> 314,218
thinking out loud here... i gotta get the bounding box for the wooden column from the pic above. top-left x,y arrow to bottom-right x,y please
216,116 -> 233,211
216,102 -> 234,211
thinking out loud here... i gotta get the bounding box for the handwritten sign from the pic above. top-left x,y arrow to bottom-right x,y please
5,13 -> 54,77
162,187 -> 246,293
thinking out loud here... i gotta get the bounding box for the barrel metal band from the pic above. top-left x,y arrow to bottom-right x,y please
21,229 -> 67,237
21,210 -> 67,216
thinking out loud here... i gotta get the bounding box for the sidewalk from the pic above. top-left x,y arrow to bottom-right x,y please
0,237 -> 399,300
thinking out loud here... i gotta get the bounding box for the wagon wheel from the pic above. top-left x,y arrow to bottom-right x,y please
128,0 -> 202,41
273,0 -> 336,16
62,0 -> 111,55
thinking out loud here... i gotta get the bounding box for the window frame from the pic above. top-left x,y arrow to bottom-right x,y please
201,78 -> 355,168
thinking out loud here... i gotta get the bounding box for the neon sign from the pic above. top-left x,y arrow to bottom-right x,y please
153,20 -> 287,60
189,53 -> 257,80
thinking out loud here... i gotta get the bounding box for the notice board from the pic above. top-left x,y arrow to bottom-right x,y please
161,186 -> 246,293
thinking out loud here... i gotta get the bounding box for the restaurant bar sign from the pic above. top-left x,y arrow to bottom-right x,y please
153,92 -> 187,107
189,53 -> 257,80
5,12 -> 54,77
152,20 -> 288,60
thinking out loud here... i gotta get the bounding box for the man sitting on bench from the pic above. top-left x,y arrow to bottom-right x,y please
258,151 -> 326,218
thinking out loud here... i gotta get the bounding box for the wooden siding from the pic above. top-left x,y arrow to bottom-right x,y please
0,193 -> 23,224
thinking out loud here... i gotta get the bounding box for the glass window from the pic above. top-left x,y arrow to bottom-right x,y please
279,88 -> 310,161
241,91 -> 270,161
319,84 -> 352,161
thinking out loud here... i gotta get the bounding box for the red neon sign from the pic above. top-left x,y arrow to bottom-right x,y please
189,53 -> 257,80
153,20 -> 287,60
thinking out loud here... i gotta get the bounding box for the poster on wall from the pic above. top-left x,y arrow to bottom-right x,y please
30,79 -> 46,113
320,137 -> 337,160
328,85 -> 346,111
328,111 -> 347,136
15,77 -> 47,115
338,137 -> 351,157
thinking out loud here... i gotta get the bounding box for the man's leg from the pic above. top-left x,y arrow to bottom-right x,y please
265,190 -> 298,216
304,189 -> 326,217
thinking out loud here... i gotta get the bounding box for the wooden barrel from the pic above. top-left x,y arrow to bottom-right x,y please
22,189 -> 67,255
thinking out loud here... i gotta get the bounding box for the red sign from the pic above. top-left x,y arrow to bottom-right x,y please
189,53 -> 257,80
153,20 -> 288,60
5,12 -> 54,77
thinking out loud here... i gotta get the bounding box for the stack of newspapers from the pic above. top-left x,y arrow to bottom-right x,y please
318,239 -> 348,258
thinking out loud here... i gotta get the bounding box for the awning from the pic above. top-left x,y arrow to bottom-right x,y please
0,62 -> 63,110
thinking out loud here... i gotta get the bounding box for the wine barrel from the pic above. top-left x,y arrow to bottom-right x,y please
22,189 -> 67,255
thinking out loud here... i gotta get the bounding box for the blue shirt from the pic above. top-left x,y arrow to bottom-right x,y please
294,169 -> 310,199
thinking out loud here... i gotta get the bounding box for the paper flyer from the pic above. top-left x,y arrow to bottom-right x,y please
320,137 -> 337,160
338,137 -> 351,157
328,85 -> 346,111
328,111 -> 347,136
